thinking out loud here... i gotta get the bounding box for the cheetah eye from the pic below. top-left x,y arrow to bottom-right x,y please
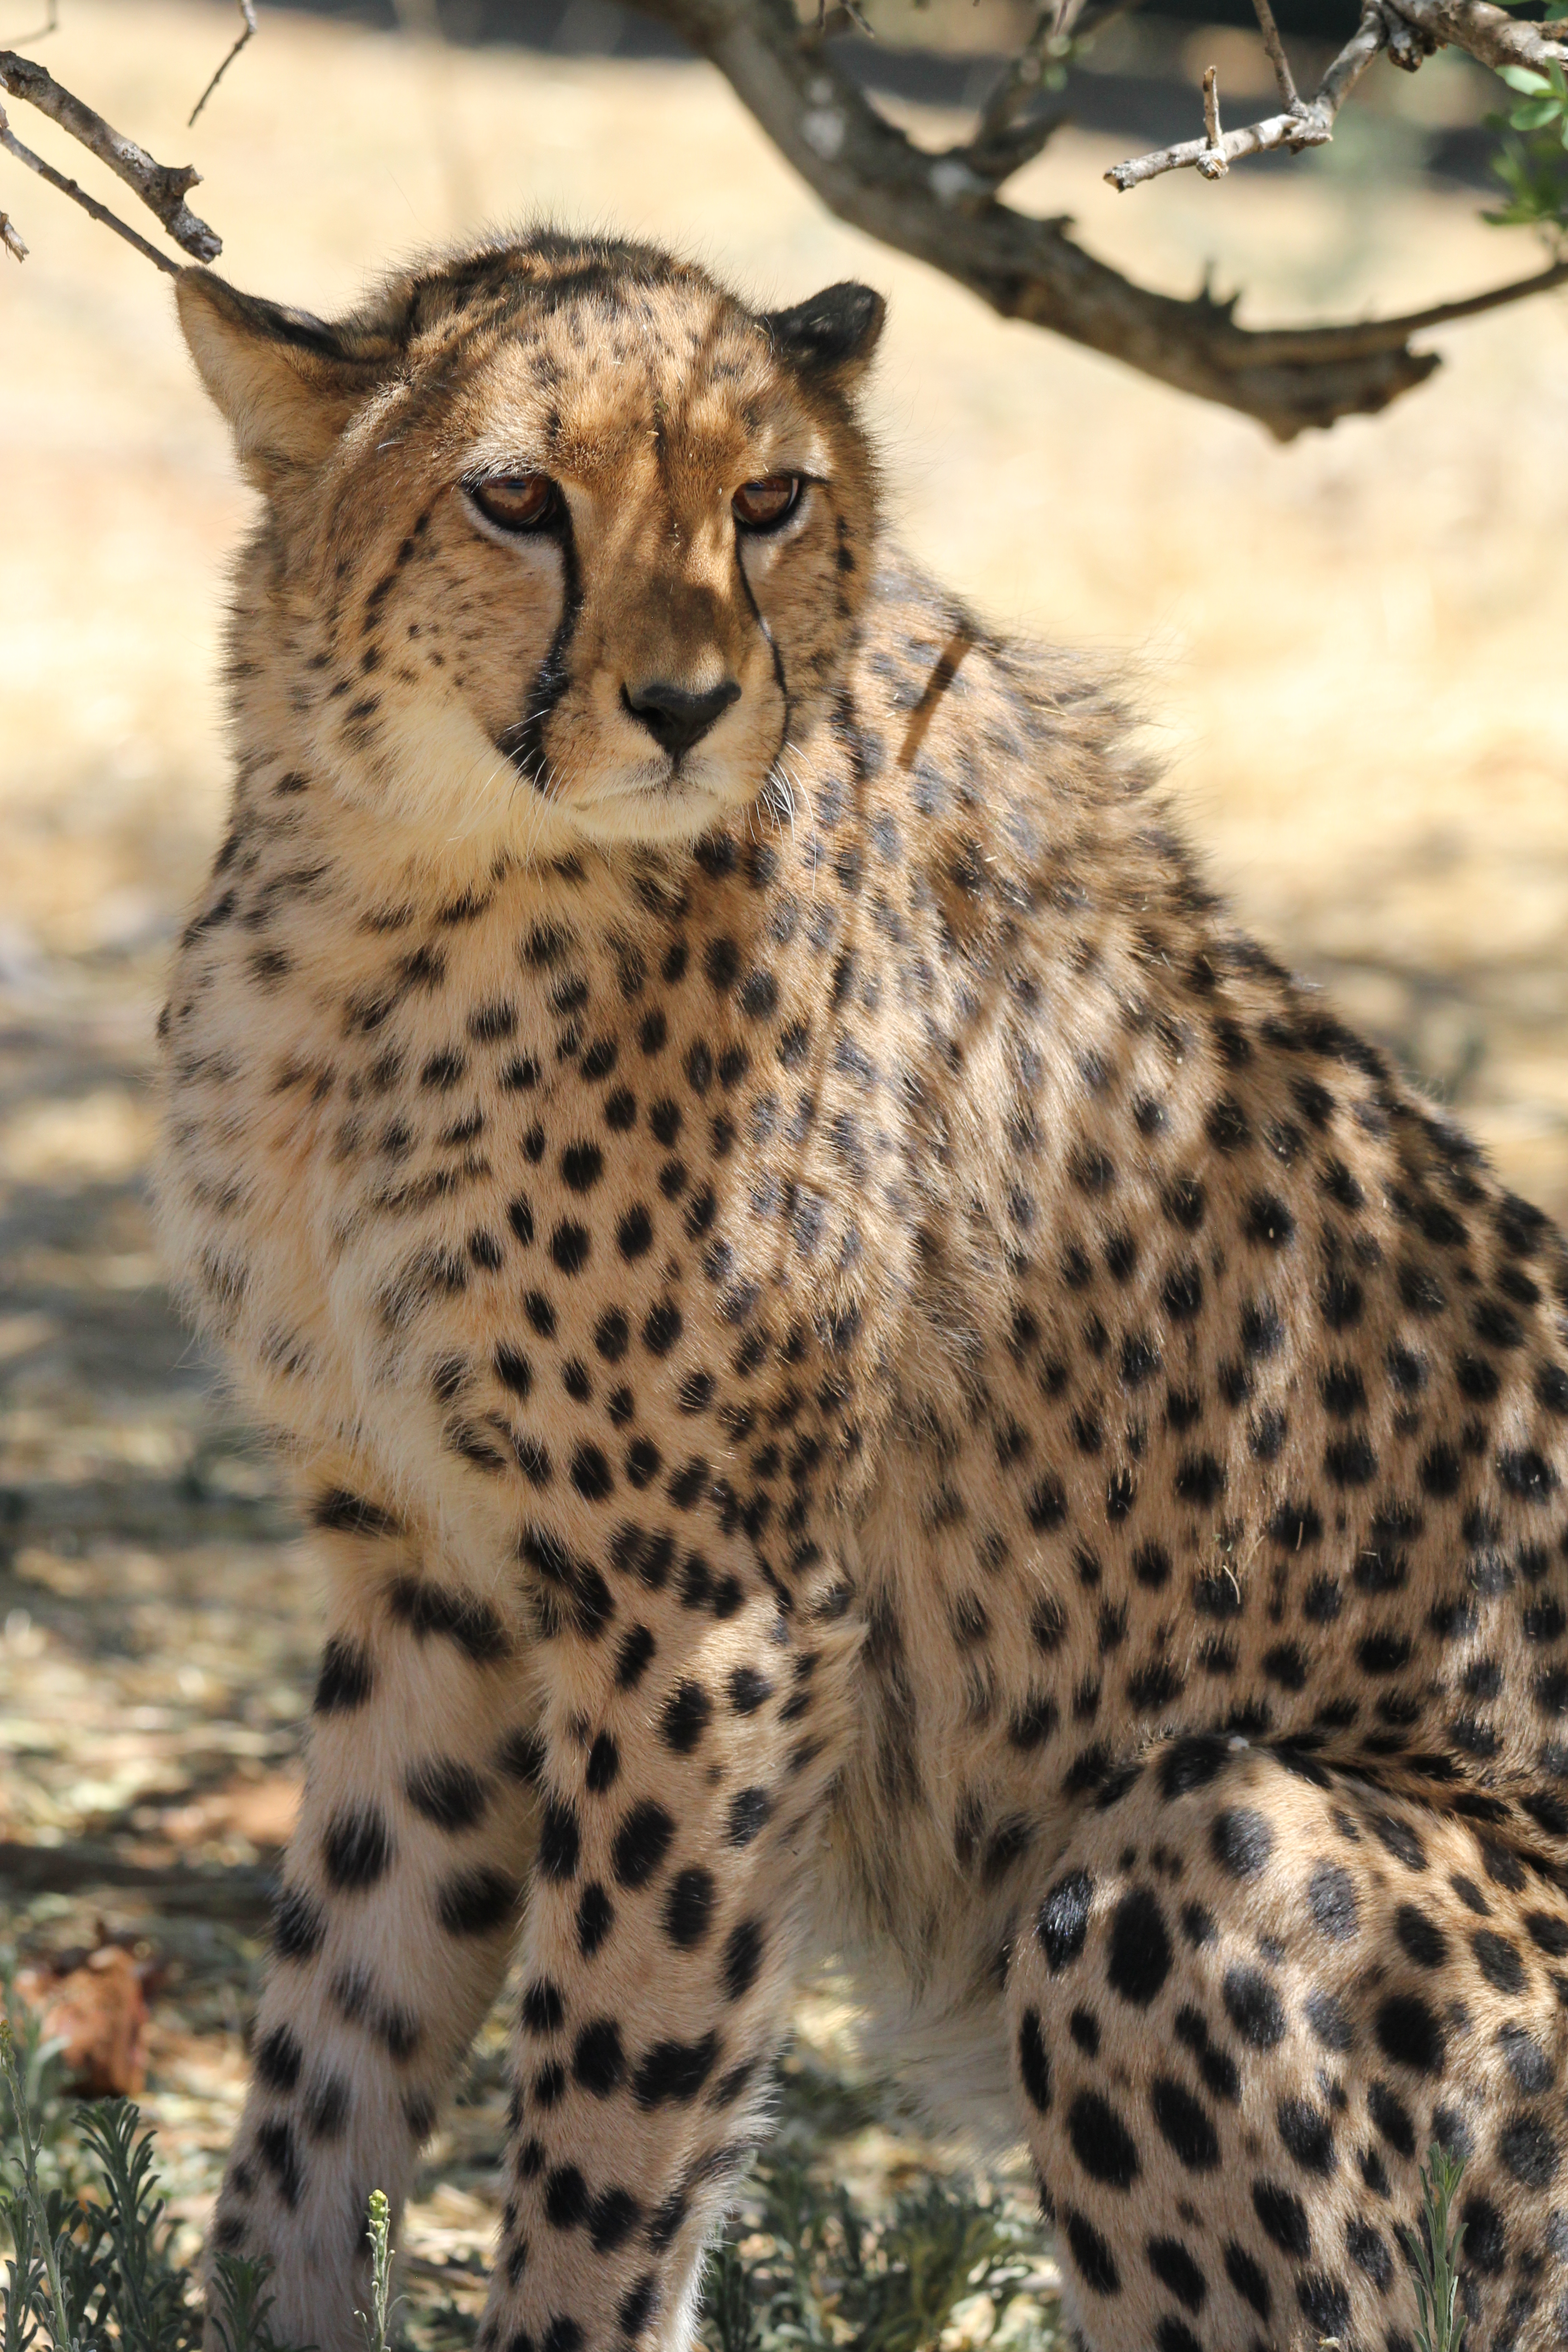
732,475 -> 801,533
466,473 -> 559,534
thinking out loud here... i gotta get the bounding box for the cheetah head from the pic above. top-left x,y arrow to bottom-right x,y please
177,232 -> 884,861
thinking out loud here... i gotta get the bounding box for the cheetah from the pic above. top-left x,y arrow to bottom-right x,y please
157,230 -> 1568,2352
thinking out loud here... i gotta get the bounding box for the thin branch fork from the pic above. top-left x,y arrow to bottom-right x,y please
0,97 -> 179,273
958,0 -> 1141,190
1108,0 -> 1567,191
1107,3 -> 1384,188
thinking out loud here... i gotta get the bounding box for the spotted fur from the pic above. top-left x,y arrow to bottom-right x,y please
158,232 -> 1568,2352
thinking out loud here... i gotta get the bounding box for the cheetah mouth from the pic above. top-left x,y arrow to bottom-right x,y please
498,751 -> 748,847
584,774 -> 745,838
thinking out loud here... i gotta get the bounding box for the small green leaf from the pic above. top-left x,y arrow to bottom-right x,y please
1510,94 -> 1563,124
1499,64 -> 1551,89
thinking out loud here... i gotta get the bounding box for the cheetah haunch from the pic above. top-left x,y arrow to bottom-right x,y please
157,232 -> 1568,2352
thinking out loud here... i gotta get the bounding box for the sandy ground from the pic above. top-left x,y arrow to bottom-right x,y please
0,0 -> 1565,2311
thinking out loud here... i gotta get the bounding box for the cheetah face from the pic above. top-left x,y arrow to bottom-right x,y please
177,235 -> 884,861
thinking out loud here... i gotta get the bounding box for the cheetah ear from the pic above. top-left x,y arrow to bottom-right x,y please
764,282 -> 886,383
176,269 -> 387,483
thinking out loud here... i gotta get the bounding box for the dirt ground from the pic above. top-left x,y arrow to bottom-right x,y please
1,0 -> 1566,2310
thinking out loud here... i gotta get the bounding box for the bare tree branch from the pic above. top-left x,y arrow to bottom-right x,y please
0,202 -> 25,259
0,96 -> 181,272
189,0 -> 258,128
1390,0 -> 1568,73
0,49 -> 221,259
624,0 -> 1568,438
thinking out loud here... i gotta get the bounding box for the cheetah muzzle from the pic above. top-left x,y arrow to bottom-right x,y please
158,229 -> 1568,2352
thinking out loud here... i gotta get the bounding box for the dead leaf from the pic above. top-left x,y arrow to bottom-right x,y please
16,1943 -> 149,2097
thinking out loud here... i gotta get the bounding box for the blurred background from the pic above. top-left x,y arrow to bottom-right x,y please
0,0 -> 1565,2324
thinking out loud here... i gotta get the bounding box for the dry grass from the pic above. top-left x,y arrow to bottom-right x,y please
0,0 -> 1565,2298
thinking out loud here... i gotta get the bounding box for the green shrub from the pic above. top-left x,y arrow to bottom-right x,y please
3,2000 -> 1059,2352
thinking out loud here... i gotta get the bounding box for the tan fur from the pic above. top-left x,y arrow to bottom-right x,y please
158,231 -> 1568,2352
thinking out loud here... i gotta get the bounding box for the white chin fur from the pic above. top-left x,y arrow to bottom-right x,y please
568,778 -> 745,848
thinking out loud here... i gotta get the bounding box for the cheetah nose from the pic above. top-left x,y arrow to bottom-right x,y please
622,677 -> 740,761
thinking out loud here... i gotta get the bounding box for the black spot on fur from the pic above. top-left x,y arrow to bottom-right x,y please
1151,2076 -> 1221,2171
1211,1808 -> 1273,1877
314,1637 -> 374,1713
633,2032 -> 718,2107
1107,1886 -> 1171,2006
612,1801 -> 674,1888
1147,2238 -> 1207,2313
1039,1869 -> 1094,1970
322,1804 -> 392,1891
1223,1965 -> 1285,2049
1018,2009 -> 1053,2113
1067,2089 -> 1141,2188
255,2025 -> 303,2093
1252,2179 -> 1310,2257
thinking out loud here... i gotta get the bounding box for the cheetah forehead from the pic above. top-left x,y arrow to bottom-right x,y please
342,234 -> 861,473
452,329 -> 827,490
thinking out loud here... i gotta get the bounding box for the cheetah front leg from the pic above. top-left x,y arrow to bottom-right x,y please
203,1482 -> 543,2352
476,1529 -> 850,2352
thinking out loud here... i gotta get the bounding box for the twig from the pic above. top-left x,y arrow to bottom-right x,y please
1107,0 -> 1566,189
1198,63 -> 1228,176
0,98 -> 178,272
1107,2 -> 1383,187
973,5 -> 1054,141
0,203 -> 24,257
1251,0 -> 1300,106
189,0 -> 257,127
812,0 -> 874,35
963,8 -> 1068,182
0,48 -> 221,255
